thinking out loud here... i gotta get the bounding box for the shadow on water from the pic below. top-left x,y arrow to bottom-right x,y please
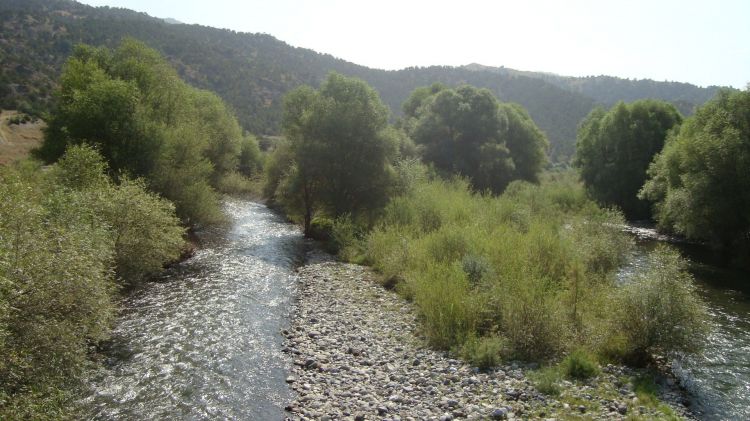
621,229 -> 750,420
82,199 -> 304,420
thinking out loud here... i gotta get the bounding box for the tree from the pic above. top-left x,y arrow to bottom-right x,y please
278,73 -> 397,235
405,85 -> 547,194
238,133 -> 263,177
640,90 -> 750,262
574,100 -> 682,219
37,40 -> 246,226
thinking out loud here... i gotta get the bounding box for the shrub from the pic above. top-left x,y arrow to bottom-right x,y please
612,246 -> 709,364
460,334 -> 505,369
216,171 -> 255,195
501,280 -> 567,360
308,216 -> 334,243
330,215 -> 367,263
363,170 -> 701,367
461,254 -> 492,286
51,146 -> 186,286
561,349 -> 600,380
0,166 -> 116,418
238,133 -> 263,177
97,178 -> 185,286
411,263 -> 475,349
531,367 -> 562,396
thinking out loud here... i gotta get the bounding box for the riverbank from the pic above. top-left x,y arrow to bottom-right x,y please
283,248 -> 695,420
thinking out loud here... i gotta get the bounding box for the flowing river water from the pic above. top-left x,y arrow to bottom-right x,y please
621,227 -> 750,420
81,199 -> 750,420
83,199 -> 304,420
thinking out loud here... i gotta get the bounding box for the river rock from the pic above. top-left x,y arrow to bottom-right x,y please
282,249 -> 697,421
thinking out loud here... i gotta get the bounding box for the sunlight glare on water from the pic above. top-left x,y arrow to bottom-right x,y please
83,200 -> 303,420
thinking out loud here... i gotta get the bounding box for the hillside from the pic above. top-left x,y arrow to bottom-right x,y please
463,63 -> 722,116
0,0 -> 723,161
0,110 -> 45,165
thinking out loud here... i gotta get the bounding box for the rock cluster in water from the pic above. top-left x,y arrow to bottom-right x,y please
283,250 -> 693,420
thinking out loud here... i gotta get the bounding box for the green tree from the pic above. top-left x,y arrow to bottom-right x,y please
37,40 -> 245,226
278,73 -> 397,235
238,133 -> 263,177
640,90 -> 750,262
405,85 -> 547,194
574,100 -> 682,219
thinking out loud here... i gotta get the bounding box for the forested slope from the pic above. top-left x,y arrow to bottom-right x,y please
0,0 -> 722,160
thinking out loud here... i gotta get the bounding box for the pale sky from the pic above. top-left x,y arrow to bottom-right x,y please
77,0 -> 749,88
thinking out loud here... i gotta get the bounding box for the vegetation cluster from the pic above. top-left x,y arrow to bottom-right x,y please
576,90 -> 750,265
1,41 -> 264,418
0,146 -> 185,419
264,73 -> 710,380
36,39 -> 263,226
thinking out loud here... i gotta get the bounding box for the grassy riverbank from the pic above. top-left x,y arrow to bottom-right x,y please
286,244 -> 694,420
308,169 -> 708,405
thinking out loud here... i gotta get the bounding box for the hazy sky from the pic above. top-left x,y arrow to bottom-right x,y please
77,0 -> 749,88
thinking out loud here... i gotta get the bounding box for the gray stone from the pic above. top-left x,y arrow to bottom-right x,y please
490,407 -> 508,419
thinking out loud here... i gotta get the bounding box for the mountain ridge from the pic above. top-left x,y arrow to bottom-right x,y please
0,0 -> 723,160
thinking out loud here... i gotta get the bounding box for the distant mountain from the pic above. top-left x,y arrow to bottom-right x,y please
162,17 -> 182,25
0,0 -> 725,161
462,63 -> 722,116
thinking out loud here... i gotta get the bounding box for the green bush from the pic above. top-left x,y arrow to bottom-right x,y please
0,165 -> 116,419
51,146 -> 186,286
330,215 -> 367,263
530,367 -> 563,396
612,246 -> 709,364
0,147 -> 189,417
561,349 -> 600,380
410,263 -> 475,349
460,334 -> 505,369
238,133 -> 263,177
216,171 -> 256,195
364,170 -> 681,363
97,177 -> 185,286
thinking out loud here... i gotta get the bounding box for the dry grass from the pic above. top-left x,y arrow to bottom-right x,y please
0,110 -> 45,165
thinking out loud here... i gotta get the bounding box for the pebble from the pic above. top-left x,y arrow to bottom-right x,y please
282,249 -> 696,420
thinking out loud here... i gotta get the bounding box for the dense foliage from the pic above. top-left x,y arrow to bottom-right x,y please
269,73 -> 397,234
574,100 -> 682,219
349,169 -> 707,363
0,146 -> 185,419
0,0 -> 721,161
640,89 -> 750,263
37,40 -> 260,225
404,84 -> 548,194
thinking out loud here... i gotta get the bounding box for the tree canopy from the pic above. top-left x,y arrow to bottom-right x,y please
404,84 -> 548,194
640,89 -> 750,262
274,72 -> 397,235
574,100 -> 682,219
37,39 -> 260,226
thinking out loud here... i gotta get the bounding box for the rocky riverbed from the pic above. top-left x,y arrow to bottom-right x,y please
283,249 -> 694,420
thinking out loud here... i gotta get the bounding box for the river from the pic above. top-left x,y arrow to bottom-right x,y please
622,227 -> 750,420
83,199 -> 304,420
80,200 -> 750,420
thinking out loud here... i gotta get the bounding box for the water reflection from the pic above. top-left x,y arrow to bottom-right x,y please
83,200 -> 303,420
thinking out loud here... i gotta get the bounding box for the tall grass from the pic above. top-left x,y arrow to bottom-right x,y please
360,169 -> 708,364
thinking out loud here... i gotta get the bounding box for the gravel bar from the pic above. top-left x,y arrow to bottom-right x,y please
282,249 -> 694,420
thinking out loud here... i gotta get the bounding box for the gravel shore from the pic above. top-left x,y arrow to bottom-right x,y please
283,249 -> 693,420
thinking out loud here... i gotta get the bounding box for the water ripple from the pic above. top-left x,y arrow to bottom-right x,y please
83,200 -> 303,420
